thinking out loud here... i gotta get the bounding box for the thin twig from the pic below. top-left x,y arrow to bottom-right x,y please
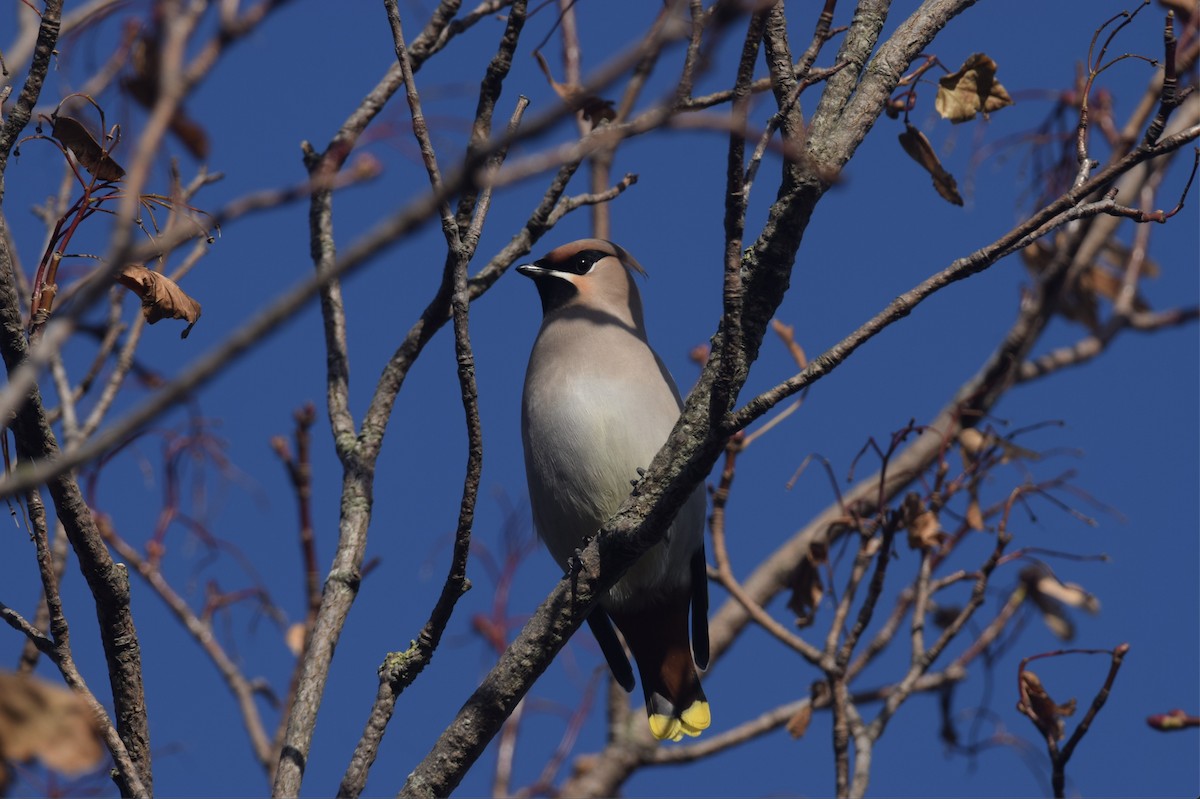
710,439 -> 823,664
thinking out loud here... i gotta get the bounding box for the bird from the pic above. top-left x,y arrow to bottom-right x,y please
518,238 -> 710,742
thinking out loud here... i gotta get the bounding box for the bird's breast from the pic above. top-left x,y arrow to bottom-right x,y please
523,360 -> 678,558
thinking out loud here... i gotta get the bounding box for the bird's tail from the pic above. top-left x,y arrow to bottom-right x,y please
611,595 -> 710,742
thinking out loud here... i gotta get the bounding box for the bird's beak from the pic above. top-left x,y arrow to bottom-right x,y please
516,263 -> 547,279
518,263 -> 575,282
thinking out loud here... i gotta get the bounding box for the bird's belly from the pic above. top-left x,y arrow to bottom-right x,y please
523,379 -> 680,601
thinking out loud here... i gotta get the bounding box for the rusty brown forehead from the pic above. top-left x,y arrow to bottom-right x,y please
543,239 -> 617,262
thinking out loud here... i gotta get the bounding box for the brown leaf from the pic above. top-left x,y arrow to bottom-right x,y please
51,116 -> 125,182
901,492 -> 946,551
965,492 -> 985,531
898,123 -> 963,206
771,318 -> 809,370
786,540 -> 826,627
1080,265 -> 1152,314
1018,670 -> 1075,742
1082,266 -> 1123,303
935,53 -> 1014,123
785,704 -> 812,739
534,51 -> 616,125
1021,241 -> 1055,274
0,670 -> 105,776
932,604 -> 963,629
168,110 -> 211,161
1098,240 -> 1161,279
117,264 -> 202,338
907,510 -> 945,550
122,28 -> 210,160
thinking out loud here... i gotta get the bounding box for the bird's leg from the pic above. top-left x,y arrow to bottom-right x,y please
629,466 -> 648,492
567,546 -> 586,601
629,466 -> 670,543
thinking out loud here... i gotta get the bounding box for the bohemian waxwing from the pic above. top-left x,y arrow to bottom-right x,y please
518,238 -> 710,742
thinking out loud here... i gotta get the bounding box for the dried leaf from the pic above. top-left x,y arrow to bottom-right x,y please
785,704 -> 812,739
786,540 -> 826,627
1080,265 -> 1152,313
1083,266 -> 1122,303
771,318 -> 809,369
122,29 -> 210,159
958,427 -> 986,457
51,115 -> 125,182
1021,241 -> 1055,275
117,264 -> 202,338
907,510 -> 945,550
0,670 -> 104,776
935,53 -> 1014,123
1033,573 -> 1100,614
1018,670 -> 1075,742
168,111 -> 211,161
898,123 -> 963,206
965,492 -> 985,531
932,604 -> 963,629
996,438 -> 1039,465
534,51 -> 616,125
285,622 -> 307,657
957,427 -> 1039,464
1098,240 -> 1161,279
1021,566 -> 1099,641
901,492 -> 947,550
1036,603 -> 1076,640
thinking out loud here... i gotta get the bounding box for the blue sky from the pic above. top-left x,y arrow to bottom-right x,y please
1,0 -> 1197,796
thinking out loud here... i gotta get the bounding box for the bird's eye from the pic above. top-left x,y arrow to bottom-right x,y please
560,249 -> 609,276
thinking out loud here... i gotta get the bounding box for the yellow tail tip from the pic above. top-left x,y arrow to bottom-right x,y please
680,700 -> 711,736
648,701 -> 710,742
648,713 -> 682,741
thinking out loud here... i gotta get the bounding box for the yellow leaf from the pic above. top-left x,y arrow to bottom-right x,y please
117,264 -> 202,338
936,53 -> 1014,123
898,124 -> 963,206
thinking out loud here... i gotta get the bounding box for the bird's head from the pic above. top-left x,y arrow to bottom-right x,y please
517,239 -> 647,328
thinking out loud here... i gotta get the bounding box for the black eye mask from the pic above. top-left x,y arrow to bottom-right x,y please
542,249 -> 610,275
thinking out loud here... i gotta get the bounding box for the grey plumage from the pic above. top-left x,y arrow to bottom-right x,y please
519,238 -> 710,742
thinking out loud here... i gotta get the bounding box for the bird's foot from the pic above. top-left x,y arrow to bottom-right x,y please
566,548 -> 584,598
629,466 -> 648,491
